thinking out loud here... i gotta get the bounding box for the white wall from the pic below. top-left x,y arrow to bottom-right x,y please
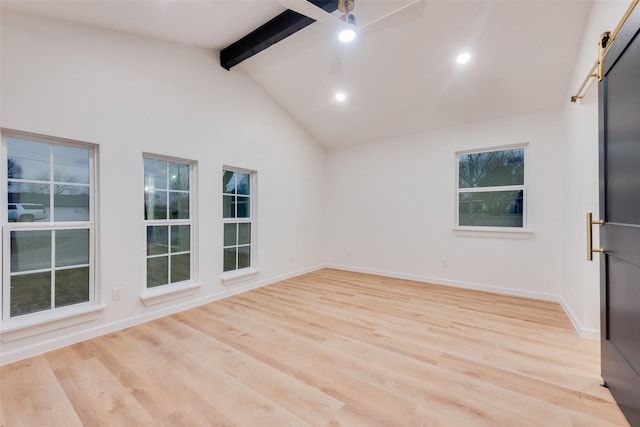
325,109 -> 565,301
561,0 -> 630,338
0,11 -> 326,363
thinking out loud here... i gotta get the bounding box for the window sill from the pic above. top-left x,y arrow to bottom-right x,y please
140,282 -> 201,306
453,227 -> 534,239
0,303 -> 105,343
221,268 -> 260,286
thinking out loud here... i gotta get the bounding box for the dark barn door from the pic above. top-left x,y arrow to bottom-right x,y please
599,5 -> 640,426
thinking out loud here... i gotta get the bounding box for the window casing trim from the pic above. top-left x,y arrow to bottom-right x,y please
139,280 -> 201,306
220,267 -> 260,286
0,302 -> 105,342
455,142 -> 529,156
452,226 -> 534,239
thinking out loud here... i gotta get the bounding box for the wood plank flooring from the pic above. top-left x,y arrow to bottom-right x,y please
0,269 -> 630,426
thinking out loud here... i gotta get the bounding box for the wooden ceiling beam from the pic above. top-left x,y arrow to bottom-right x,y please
220,0 -> 338,70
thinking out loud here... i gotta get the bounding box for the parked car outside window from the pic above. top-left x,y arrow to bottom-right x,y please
7,203 -> 48,222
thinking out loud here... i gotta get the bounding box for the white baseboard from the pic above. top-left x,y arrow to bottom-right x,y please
0,264 -> 325,366
327,264 -> 559,301
558,297 -> 599,340
327,264 -> 599,340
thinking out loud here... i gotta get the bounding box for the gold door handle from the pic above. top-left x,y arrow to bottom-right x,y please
587,212 -> 605,261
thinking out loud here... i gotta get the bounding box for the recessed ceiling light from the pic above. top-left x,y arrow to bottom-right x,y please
456,52 -> 471,64
338,29 -> 356,43
335,92 -> 347,102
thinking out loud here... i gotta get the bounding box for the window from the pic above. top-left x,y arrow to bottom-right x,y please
222,168 -> 254,273
457,145 -> 526,228
3,132 -> 96,320
143,156 -> 193,288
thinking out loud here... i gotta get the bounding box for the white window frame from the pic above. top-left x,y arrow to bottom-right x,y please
142,154 -> 196,296
221,166 -> 258,284
455,143 -> 530,234
1,129 -> 100,328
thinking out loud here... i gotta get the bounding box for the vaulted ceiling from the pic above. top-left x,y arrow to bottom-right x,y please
2,0 -> 596,147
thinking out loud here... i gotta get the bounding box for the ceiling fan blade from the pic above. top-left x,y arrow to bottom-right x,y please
279,0 -> 347,29
358,0 -> 425,35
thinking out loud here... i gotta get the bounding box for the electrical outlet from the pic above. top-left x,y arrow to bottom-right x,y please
112,287 -> 123,301
442,259 -> 449,268
347,250 -> 353,258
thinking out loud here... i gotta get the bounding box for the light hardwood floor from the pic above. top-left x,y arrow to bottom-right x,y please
0,269 -> 630,426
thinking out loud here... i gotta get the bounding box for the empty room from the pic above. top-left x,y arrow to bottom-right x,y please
1,0 -> 639,426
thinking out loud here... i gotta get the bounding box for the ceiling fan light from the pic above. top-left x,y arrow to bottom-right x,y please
456,52 -> 471,64
338,28 -> 356,43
